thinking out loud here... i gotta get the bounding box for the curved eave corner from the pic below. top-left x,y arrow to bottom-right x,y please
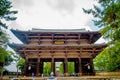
8,43 -> 25,58
11,29 -> 27,44
8,43 -> 23,52
92,32 -> 102,43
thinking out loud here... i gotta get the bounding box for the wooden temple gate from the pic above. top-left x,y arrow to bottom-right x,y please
9,29 -> 106,76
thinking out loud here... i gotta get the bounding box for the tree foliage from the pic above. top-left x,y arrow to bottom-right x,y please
0,0 -> 17,28
0,0 -> 17,48
59,63 -> 64,73
0,47 -> 13,65
43,62 -> 51,76
59,62 -> 74,74
0,0 -> 17,47
0,47 -> 14,74
0,32 -> 8,48
83,0 -> 120,71
17,58 -> 25,72
43,62 -> 75,75
0,0 -> 17,78
68,62 -> 74,74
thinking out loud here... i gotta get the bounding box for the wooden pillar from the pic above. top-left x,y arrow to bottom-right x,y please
64,58 -> 68,76
90,58 -> 95,75
36,58 -> 40,76
40,61 -> 43,75
75,59 -> 79,76
51,57 -> 55,74
79,58 -> 82,76
24,57 -> 28,76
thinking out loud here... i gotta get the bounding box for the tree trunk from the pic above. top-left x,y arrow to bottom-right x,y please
0,63 -> 5,80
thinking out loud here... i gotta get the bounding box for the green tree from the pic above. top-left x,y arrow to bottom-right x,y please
59,62 -> 74,74
0,0 -> 17,28
0,31 -> 8,48
94,48 -> 112,71
17,58 -> 25,72
59,63 -> 64,74
0,48 -> 14,66
83,0 -> 120,71
0,0 -> 17,79
43,62 -> 51,76
0,47 -> 14,78
68,62 -> 74,74
0,0 -> 17,78
0,0 -> 17,46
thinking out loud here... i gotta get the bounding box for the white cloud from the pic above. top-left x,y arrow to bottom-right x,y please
10,0 -> 97,30
46,0 -> 76,14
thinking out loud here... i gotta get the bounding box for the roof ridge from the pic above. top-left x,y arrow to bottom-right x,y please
32,28 -> 86,31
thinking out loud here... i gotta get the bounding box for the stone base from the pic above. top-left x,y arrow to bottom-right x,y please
79,72 -> 82,76
36,73 -> 40,77
64,73 -> 68,77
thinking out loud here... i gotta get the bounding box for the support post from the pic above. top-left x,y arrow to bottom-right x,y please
51,57 -> 55,75
40,61 -> 43,75
24,58 -> 28,76
75,59 -> 79,76
64,58 -> 68,76
79,58 -> 82,76
90,58 -> 95,75
36,58 -> 40,76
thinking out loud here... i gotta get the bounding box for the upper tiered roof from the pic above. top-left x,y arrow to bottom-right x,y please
11,29 -> 101,44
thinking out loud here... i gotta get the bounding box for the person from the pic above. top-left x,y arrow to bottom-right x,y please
87,63 -> 91,75
50,72 -> 54,77
56,71 -> 60,77
84,63 -> 91,75
87,65 -> 90,70
41,73 -> 43,77
32,72 -> 35,80
47,72 -> 57,80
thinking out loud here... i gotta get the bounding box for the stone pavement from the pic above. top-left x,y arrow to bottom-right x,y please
3,76 -> 120,80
